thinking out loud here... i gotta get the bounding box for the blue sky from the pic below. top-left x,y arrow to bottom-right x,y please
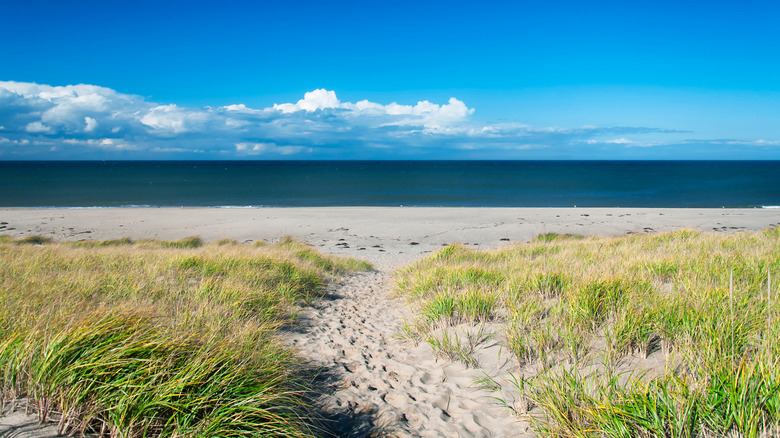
1,0 -> 779,159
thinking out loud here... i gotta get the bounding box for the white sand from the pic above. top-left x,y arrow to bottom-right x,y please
1,207 -> 778,437
1,207 -> 777,270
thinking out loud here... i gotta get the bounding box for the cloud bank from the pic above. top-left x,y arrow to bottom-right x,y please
0,81 -> 776,159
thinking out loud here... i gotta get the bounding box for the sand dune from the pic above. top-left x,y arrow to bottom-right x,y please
1,207 -> 777,437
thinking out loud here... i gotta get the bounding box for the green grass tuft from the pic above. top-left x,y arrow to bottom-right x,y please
159,236 -> 203,248
15,235 -> 53,245
66,237 -> 134,247
535,233 -> 585,242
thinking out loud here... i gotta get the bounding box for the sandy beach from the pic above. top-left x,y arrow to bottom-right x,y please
1,207 -> 778,437
1,207 -> 777,270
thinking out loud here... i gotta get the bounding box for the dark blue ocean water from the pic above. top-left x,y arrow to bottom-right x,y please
0,161 -> 778,208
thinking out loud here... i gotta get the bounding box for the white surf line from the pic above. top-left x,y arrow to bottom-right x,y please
285,267 -> 532,438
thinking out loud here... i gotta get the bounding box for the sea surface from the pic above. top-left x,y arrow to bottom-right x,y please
1,161 -> 778,208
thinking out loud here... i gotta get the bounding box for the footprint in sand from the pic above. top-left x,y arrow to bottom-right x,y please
281,269 -> 529,437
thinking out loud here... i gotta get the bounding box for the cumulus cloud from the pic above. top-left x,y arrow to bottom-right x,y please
273,89 -> 341,113
269,88 -> 474,134
84,116 -> 98,132
0,80 -> 776,159
0,81 -> 144,142
140,104 -> 210,134
25,121 -> 51,133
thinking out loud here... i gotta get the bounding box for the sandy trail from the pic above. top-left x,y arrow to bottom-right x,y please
286,270 -> 529,437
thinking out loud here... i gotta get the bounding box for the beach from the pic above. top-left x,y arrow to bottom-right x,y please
1,207 -> 778,437
1,207 -> 777,270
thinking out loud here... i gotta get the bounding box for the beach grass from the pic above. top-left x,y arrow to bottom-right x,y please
395,229 -> 780,436
0,236 -> 371,437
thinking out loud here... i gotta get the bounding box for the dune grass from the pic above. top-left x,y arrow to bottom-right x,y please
0,236 -> 371,437
395,229 -> 780,437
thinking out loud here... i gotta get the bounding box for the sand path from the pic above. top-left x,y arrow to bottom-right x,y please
286,269 -> 529,437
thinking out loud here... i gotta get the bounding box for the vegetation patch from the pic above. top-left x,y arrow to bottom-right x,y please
0,236 -> 370,437
535,233 -> 586,243
15,235 -> 53,245
62,237 -> 134,248
159,236 -> 203,248
395,230 -> 780,436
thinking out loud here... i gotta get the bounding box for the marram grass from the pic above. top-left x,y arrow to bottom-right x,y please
395,229 -> 780,437
0,237 -> 370,437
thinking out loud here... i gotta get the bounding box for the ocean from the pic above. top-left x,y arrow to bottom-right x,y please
1,161 -> 778,208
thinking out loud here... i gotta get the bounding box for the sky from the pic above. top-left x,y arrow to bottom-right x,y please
1,0 -> 779,160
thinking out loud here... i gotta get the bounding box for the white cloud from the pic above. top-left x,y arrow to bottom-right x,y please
1,80 -> 142,136
581,137 -> 667,148
25,121 -> 51,133
235,142 -> 310,156
220,103 -> 267,114
0,137 -> 30,145
96,138 -> 138,151
84,116 -> 98,132
724,139 -> 780,146
273,89 -> 341,113
354,100 -> 385,112
3,82 -> 481,153
269,89 -> 474,133
140,104 -> 208,133
224,118 -> 247,128
2,80 -> 775,159
223,104 -> 249,111
605,138 -> 632,144
380,97 -> 475,133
